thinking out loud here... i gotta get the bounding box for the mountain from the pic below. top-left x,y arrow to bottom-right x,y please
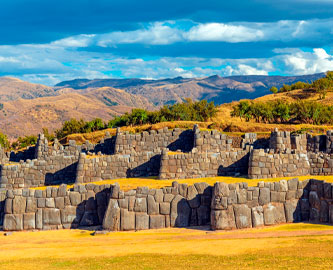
56,73 -> 325,105
0,77 -> 56,102
0,87 -> 153,138
0,72 -> 327,138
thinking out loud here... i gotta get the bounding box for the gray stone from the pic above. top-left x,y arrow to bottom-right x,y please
36,209 -> 43,229
61,206 -> 79,224
80,211 -> 98,226
149,215 -> 166,229
237,189 -> 247,204
134,197 -> 147,212
263,203 -> 286,225
120,209 -> 135,231
135,212 -> 149,230
43,208 -> 61,225
26,198 -> 37,212
147,195 -> 159,215
170,195 -> 191,227
194,182 -> 209,194
13,197 -> 26,214
251,206 -> 264,227
211,207 -> 236,230
69,192 -> 81,206
259,188 -> 270,206
309,191 -> 320,209
103,199 -> 120,231
23,213 -> 35,230
284,199 -> 300,223
197,205 -> 210,225
159,202 -> 170,215
288,178 -> 299,191
4,198 -> 12,214
45,198 -> 55,208
154,189 -> 164,203
187,185 -> 200,208
234,204 -> 252,229
3,214 -> 23,231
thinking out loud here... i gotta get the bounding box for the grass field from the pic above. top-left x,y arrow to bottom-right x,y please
1,223 -> 333,270
32,175 -> 333,191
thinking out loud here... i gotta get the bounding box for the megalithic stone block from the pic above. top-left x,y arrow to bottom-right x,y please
103,199 -> 120,231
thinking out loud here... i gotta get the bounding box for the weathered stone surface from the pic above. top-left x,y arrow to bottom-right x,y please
149,215 -> 165,229
69,192 -> 81,206
120,209 -> 135,231
170,195 -> 191,227
4,198 -> 12,214
26,198 -> 37,212
80,211 -> 98,226
187,185 -> 200,208
251,206 -> 264,227
329,205 -> 333,224
135,212 -> 149,230
159,202 -> 170,215
263,203 -> 286,225
23,213 -> 35,230
259,188 -> 270,206
103,199 -> 120,231
61,206 -> 79,224
36,209 -> 43,229
197,205 -> 210,225
3,214 -> 23,231
320,200 -> 329,223
134,197 -> 147,212
288,178 -> 299,191
147,195 -> 159,215
211,206 -> 236,230
43,208 -> 61,225
13,197 -> 26,214
237,189 -> 247,204
284,199 -> 300,223
234,204 -> 252,229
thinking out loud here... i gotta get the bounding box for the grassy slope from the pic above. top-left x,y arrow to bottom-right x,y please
1,223 -> 333,270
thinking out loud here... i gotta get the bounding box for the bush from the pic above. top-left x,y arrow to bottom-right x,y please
0,131 -> 9,149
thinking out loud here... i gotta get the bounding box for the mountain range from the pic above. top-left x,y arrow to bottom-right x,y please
0,73 -> 325,138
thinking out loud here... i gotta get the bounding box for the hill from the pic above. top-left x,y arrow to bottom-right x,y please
56,73 -> 325,105
0,77 -> 56,102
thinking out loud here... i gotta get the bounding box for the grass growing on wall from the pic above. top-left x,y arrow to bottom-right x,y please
1,223 -> 333,270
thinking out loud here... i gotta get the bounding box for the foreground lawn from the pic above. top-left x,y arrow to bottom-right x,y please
1,223 -> 333,269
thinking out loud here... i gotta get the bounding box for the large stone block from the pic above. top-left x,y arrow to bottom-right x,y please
259,188 -> 270,206
13,197 -> 26,214
251,206 -> 264,227
23,213 -> 36,230
237,189 -> 247,204
210,206 -> 236,230
159,202 -> 171,215
43,208 -> 61,226
26,198 -> 37,212
149,215 -> 165,229
170,195 -> 191,227
80,211 -> 99,226
284,199 -> 300,223
263,203 -> 286,225
36,209 -> 43,230
103,199 -> 120,231
234,204 -> 252,229
197,205 -> 210,225
135,212 -> 149,230
187,185 -> 200,208
309,191 -> 320,209
134,197 -> 147,212
147,195 -> 159,215
69,192 -> 81,206
120,209 -> 135,231
4,214 -> 23,231
61,206 -> 79,225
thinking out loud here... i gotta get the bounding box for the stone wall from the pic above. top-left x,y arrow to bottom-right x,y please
115,127 -> 193,154
159,149 -> 249,180
2,178 -> 333,232
2,181 -> 212,231
211,178 -> 333,230
248,149 -> 310,179
75,151 -> 160,184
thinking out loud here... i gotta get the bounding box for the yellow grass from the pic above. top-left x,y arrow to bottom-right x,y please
1,223 -> 333,269
32,175 -> 333,191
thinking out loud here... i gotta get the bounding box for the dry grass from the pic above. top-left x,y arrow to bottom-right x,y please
1,223 -> 333,269
32,175 -> 333,191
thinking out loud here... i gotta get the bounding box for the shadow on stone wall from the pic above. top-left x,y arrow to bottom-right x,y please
217,153 -> 250,176
9,146 -> 36,162
45,162 -> 78,186
167,130 -> 194,152
126,155 -> 161,178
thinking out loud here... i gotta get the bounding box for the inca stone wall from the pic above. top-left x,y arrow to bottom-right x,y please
211,178 -> 333,230
2,178 -> 333,231
2,181 -> 212,231
75,151 -> 160,183
159,148 -> 249,180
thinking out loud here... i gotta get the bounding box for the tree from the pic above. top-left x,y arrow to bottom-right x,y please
0,131 -> 9,149
270,86 -> 278,95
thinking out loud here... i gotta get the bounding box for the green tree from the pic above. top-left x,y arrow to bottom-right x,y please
0,131 -> 9,149
270,86 -> 278,95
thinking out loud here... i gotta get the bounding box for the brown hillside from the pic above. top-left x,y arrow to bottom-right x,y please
0,77 -> 56,101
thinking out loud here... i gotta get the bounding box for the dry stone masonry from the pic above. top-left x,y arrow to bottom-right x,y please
1,126 -> 333,232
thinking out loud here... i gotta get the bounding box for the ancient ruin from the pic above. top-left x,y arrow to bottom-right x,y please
0,125 -> 333,231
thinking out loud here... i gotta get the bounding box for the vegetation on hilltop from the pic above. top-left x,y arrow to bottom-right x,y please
55,99 -> 217,139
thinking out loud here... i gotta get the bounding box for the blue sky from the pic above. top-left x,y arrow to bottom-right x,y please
0,0 -> 332,85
